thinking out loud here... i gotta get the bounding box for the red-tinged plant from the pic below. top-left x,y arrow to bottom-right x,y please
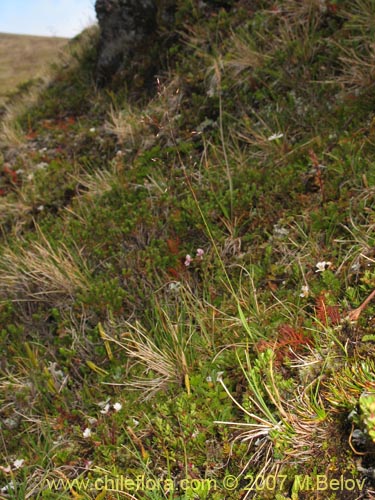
315,292 -> 341,326
166,237 -> 180,255
3,166 -> 19,184
256,323 -> 313,363
327,3 -> 338,14
167,266 -> 184,279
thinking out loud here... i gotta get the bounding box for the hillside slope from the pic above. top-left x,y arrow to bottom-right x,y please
0,33 -> 68,106
1,2 -> 375,499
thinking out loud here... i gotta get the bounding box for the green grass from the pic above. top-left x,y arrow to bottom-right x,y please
1,2 -> 375,498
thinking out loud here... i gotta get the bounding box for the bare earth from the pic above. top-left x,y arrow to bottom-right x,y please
0,32 -> 68,105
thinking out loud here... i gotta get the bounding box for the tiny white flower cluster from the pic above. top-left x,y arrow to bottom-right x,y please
0,458 -> 25,474
315,261 -> 332,273
36,162 -> 48,170
100,403 -> 110,415
100,401 -> 123,415
83,402 -> 123,438
185,248 -> 205,266
1,481 -> 15,493
83,427 -> 92,439
168,281 -> 181,292
298,261 -> 334,298
273,224 -> 289,239
113,402 -> 122,412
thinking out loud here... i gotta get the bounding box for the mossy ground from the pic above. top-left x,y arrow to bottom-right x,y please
1,2 -> 375,499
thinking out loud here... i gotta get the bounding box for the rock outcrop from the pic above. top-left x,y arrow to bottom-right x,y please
94,0 -> 235,86
94,0 -> 169,86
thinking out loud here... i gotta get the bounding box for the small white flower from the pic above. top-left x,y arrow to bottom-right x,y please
48,362 -> 64,381
132,418 -> 140,427
113,402 -> 122,412
89,127 -> 96,133
27,173 -> 34,181
36,162 -> 48,170
1,481 -> 15,493
3,416 -> 18,429
184,254 -> 192,266
267,132 -> 284,141
13,459 -> 25,470
196,248 -> 204,258
83,428 -> 91,438
37,205 -> 44,211
300,285 -> 309,298
316,261 -> 332,272
100,403 -> 111,415
273,224 -> 289,238
169,281 -> 181,292
206,376 -> 213,383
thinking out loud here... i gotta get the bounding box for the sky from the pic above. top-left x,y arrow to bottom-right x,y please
0,0 -> 96,38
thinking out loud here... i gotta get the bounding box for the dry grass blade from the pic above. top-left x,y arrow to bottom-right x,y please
0,227 -> 90,306
105,76 -> 182,149
105,317 -> 191,400
336,43 -> 375,91
276,0 -> 327,25
105,104 -> 145,148
0,198 -> 30,229
340,0 -> 375,38
223,30 -> 271,83
70,165 -> 116,199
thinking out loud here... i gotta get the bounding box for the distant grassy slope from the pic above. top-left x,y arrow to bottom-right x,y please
0,33 -> 68,105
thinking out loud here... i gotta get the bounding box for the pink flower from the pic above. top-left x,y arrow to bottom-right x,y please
184,254 -> 192,266
196,248 -> 204,258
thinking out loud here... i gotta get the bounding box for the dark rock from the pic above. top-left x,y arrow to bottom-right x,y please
95,0 -> 160,86
94,0 -> 236,86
